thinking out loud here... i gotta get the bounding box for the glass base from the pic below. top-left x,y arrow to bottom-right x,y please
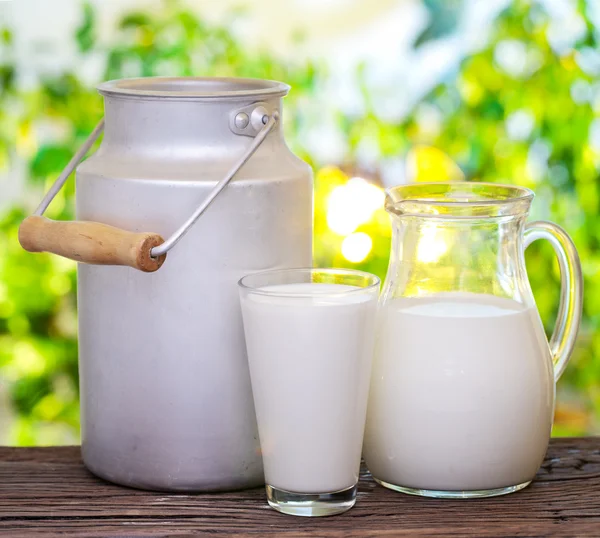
265,483 -> 357,517
374,478 -> 532,499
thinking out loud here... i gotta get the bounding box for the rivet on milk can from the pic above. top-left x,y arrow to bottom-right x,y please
18,77 -> 313,491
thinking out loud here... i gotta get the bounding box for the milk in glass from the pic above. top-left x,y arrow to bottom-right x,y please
241,283 -> 377,493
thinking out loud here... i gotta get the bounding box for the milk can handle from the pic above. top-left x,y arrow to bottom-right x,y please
524,221 -> 583,381
18,111 -> 279,272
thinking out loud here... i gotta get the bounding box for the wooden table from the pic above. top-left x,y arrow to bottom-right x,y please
1,437 -> 599,537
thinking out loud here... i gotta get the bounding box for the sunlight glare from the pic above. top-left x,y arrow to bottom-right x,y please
416,225 -> 448,263
342,232 -> 373,263
326,177 -> 384,235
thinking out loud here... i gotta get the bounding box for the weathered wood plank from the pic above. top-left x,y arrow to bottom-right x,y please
0,437 -> 599,537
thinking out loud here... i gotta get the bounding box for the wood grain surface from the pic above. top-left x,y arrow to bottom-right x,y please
0,438 -> 599,537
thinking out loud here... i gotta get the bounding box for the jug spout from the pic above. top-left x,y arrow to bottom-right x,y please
381,182 -> 537,300
385,182 -> 534,219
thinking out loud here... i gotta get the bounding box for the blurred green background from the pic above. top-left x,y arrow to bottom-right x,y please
0,0 -> 598,444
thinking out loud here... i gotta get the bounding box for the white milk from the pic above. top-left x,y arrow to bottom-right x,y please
363,292 -> 554,492
240,283 -> 377,493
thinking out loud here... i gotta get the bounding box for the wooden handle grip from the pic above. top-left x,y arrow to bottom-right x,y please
18,216 -> 167,273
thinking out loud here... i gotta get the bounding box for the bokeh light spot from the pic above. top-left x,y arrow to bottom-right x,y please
342,232 -> 373,263
326,177 -> 384,235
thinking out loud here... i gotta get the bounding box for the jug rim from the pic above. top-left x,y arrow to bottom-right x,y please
98,76 -> 290,100
385,182 -> 534,219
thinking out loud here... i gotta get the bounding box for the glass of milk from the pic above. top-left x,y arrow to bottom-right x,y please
239,268 -> 379,517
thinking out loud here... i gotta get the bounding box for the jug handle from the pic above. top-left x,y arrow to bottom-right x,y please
18,108 -> 278,272
524,221 -> 583,381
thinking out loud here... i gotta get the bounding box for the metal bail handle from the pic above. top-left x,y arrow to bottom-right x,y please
18,107 -> 279,273
151,108 -> 278,258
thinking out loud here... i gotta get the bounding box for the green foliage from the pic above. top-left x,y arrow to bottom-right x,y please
0,208 -> 79,444
1,0 -> 598,443
75,2 -> 96,53
414,0 -> 463,47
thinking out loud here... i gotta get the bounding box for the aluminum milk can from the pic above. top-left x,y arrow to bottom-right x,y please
19,77 -> 313,491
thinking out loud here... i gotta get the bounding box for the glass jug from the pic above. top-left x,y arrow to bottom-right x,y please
363,182 -> 583,498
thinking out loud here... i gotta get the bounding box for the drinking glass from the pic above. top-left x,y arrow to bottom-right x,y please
239,268 -> 379,517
